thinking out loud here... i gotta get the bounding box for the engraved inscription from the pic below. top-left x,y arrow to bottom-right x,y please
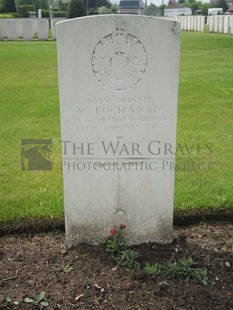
65,96 -> 172,132
92,21 -> 147,90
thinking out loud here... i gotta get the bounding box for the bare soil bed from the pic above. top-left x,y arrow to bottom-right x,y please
0,222 -> 232,310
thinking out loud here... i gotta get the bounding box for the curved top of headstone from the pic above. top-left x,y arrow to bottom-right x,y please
57,15 -> 180,95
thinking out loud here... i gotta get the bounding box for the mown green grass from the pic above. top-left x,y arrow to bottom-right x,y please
176,32 -> 233,211
0,32 -> 232,222
0,41 -> 63,221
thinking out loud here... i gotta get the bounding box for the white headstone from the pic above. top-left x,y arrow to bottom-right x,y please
200,16 -> 205,32
190,16 -> 194,31
223,16 -> 229,34
0,22 -> 2,41
0,19 -> 7,40
230,16 -> 233,35
187,16 -> 191,31
51,18 -> 66,39
197,16 -> 203,32
213,16 -> 219,33
183,16 -> 187,31
22,20 -> 35,40
6,19 -> 18,40
37,19 -> 49,40
196,16 -> 199,31
38,9 -> 42,19
218,15 -> 224,33
209,16 -> 214,32
186,16 -> 190,31
178,16 -> 182,27
57,15 -> 180,247
33,19 -> 38,35
194,16 -> 198,31
51,19 -> 57,39
16,19 -> 24,38
180,16 -> 184,30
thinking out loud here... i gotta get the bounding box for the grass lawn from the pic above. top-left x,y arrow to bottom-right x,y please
0,32 -> 232,222
176,32 -> 233,211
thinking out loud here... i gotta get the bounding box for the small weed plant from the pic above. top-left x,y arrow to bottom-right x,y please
62,263 -> 73,273
24,291 -> 49,307
6,291 -> 49,308
106,225 -> 208,285
106,224 -> 140,269
144,258 -> 208,285
6,297 -> 19,305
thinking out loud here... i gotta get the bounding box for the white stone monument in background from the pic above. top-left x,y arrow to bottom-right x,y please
223,16 -> 229,34
38,9 -> 42,19
22,20 -> 35,40
6,19 -> 18,40
230,16 -> 233,35
57,15 -> 180,247
0,19 -> 7,40
37,19 -> 49,40
51,18 -> 66,39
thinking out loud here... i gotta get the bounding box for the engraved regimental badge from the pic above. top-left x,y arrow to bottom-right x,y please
92,20 -> 147,91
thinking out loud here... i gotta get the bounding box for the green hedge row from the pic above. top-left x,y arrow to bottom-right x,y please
0,11 -> 66,18
0,13 -> 19,18
42,10 -> 67,18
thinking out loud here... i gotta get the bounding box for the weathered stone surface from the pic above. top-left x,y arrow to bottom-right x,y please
22,20 -> 35,40
0,19 -> 7,40
6,19 -> 18,40
57,16 -> 180,247
51,18 -> 66,39
37,19 -> 49,40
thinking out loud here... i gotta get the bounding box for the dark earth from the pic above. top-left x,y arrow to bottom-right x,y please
0,222 -> 232,310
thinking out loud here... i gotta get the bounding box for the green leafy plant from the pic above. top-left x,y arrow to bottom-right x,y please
167,258 -> 208,285
6,297 -> 19,305
117,248 -> 141,269
144,258 -> 208,285
106,224 -> 140,269
62,263 -> 73,273
144,262 -> 166,276
24,291 -> 49,307
106,227 -> 208,284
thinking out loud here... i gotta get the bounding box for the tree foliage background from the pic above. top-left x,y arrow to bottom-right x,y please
6,0 -> 16,11
66,0 -> 86,18
0,0 -> 113,14
216,0 -> 228,12
0,0 -> 229,17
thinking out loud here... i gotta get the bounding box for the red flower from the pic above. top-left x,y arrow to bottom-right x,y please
110,228 -> 117,235
120,224 -> 126,230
